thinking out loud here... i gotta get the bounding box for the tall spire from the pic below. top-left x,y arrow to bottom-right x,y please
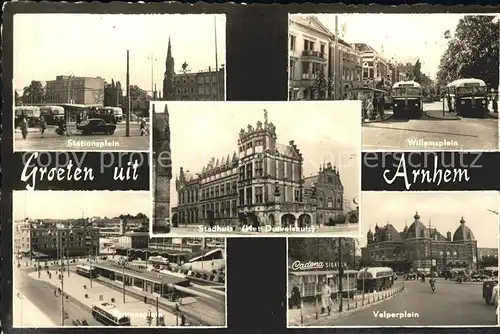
163,35 -> 175,101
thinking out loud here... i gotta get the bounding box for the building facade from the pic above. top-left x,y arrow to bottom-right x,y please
14,219 -> 100,259
162,37 -> 225,101
172,110 -> 345,229
45,75 -> 105,105
289,16 -> 331,101
362,212 -> 480,273
330,41 -> 363,100
116,232 -> 150,249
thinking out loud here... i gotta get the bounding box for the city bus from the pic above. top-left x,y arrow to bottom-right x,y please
148,256 -> 170,269
39,105 -> 65,125
446,78 -> 488,117
91,302 -> 131,326
76,264 -> 99,278
356,267 -> 395,292
391,81 -> 423,118
15,106 -> 41,127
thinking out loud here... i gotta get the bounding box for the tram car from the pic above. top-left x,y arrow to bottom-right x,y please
445,78 -> 488,117
288,268 -> 359,304
356,267 -> 395,292
391,81 -> 423,118
39,105 -> 65,125
15,106 -> 41,127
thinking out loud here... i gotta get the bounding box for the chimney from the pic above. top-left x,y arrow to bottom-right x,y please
446,231 -> 452,241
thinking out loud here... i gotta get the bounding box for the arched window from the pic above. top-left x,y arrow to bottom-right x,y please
327,197 -> 333,208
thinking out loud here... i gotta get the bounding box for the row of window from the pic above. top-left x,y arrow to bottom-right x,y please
238,139 -> 264,152
175,75 -> 219,85
175,86 -> 219,96
289,35 -> 326,55
239,162 -> 264,181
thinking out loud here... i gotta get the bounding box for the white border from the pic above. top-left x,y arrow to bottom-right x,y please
288,13 -> 500,153
286,191 -> 500,328
12,194 -> 227,328
149,100 -> 362,238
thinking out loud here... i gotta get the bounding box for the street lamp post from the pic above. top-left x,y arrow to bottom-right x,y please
148,55 -> 157,100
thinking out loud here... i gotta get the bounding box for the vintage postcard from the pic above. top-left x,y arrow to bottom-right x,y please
12,191 -> 226,328
287,191 -> 499,327
288,14 -> 499,151
13,13 -> 225,152
151,101 -> 360,237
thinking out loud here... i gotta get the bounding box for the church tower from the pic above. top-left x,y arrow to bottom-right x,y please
153,103 -> 172,233
162,36 -> 175,100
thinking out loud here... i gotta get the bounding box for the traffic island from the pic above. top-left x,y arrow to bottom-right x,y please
288,284 -> 405,326
362,111 -> 394,124
424,109 -> 461,120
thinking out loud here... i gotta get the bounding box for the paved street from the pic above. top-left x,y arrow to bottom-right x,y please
14,123 -> 149,151
314,280 -> 497,326
363,101 -> 498,150
160,224 -> 359,236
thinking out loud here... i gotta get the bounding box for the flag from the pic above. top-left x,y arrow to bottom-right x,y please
443,30 -> 451,39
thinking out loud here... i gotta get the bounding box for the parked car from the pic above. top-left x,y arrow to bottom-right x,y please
483,279 -> 498,304
76,118 -> 117,135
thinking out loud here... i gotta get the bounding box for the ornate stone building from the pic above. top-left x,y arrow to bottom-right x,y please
152,103 -> 172,233
362,212 -> 480,273
172,110 -> 345,229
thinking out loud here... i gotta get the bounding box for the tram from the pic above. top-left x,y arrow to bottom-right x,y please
288,268 -> 359,303
356,267 -> 395,292
445,78 -> 488,117
391,81 -> 423,118
76,264 -> 99,278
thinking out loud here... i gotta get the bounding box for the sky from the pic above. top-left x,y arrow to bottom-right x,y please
14,14 -> 226,94
13,191 -> 151,219
309,14 -> 497,80
360,191 -> 499,248
153,101 -> 361,208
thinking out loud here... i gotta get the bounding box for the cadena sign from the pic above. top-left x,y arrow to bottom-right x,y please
291,260 -> 324,271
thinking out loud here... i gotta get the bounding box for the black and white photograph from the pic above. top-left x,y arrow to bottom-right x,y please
288,192 -> 499,327
13,191 -> 226,328
288,14 -> 499,150
151,101 -> 360,236
13,13 -> 225,152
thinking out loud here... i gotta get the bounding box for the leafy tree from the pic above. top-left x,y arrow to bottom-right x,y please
311,69 -> 328,100
437,15 -> 499,88
15,90 -> 22,106
412,59 -> 422,84
135,212 -> 148,219
288,238 -> 356,267
22,80 -> 45,104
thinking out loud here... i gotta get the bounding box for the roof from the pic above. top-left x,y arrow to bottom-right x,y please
405,212 -> 428,239
290,270 -> 359,276
93,262 -> 188,285
375,223 -> 404,242
392,80 -> 421,89
447,78 -> 486,87
453,217 -> 475,241
292,15 -> 333,37
303,175 -> 318,189
188,248 -> 224,263
275,142 -> 301,159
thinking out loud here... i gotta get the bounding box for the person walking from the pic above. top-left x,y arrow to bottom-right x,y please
492,93 -> 498,114
320,281 -> 332,315
39,116 -> 47,138
366,97 -> 375,120
20,117 -> 28,140
378,94 -> 385,119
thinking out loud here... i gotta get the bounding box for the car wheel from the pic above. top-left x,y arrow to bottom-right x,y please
109,130 -> 115,135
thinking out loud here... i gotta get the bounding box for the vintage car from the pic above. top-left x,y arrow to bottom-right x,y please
483,279 -> 498,305
76,118 -> 117,135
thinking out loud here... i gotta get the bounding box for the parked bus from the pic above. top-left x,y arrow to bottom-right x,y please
392,81 -> 423,118
91,302 -> 131,326
357,267 -> 395,292
39,105 -> 65,125
446,78 -> 488,117
148,256 -> 170,269
15,106 -> 41,127
76,264 -> 99,278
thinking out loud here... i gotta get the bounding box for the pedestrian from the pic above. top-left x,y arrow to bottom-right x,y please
366,98 -> 375,120
378,94 -> 385,118
39,116 -> 47,138
20,117 -> 28,140
372,94 -> 379,118
447,95 -> 453,113
492,93 -> 498,114
320,281 -> 332,315
291,283 -> 301,309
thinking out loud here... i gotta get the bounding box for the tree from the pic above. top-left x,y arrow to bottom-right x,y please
288,238 -> 356,267
412,59 -> 422,84
22,80 -> 45,104
15,90 -> 22,106
311,69 -> 328,100
437,15 -> 499,88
